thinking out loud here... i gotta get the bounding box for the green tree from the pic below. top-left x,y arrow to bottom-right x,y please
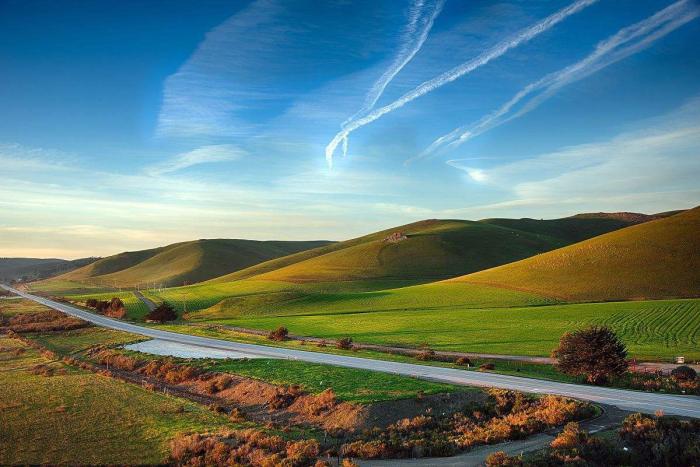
553,326 -> 628,384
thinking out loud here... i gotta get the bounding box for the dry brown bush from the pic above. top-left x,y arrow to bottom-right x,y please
341,390 -> 593,460
416,349 -> 436,361
0,310 -> 88,333
29,364 -> 65,377
268,326 -> 289,341
95,349 -> 142,372
300,388 -> 337,416
455,356 -> 472,366
485,451 -> 523,466
286,439 -> 320,464
336,337 -> 353,350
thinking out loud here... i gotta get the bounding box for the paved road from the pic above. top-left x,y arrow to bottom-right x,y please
4,284 -> 699,419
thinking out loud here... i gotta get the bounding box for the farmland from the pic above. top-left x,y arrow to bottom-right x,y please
206,298 -> 700,361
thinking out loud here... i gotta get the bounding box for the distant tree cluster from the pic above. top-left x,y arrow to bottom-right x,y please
145,302 -> 177,323
85,297 -> 125,318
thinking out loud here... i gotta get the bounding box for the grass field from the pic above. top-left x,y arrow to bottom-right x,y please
0,298 -> 54,316
202,359 -> 463,404
0,335 -> 243,464
203,298 -> 700,361
63,280 -> 699,361
30,279 -> 117,296
137,278 -> 441,315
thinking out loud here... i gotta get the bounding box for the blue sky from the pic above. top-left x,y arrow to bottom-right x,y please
1,0 -> 699,258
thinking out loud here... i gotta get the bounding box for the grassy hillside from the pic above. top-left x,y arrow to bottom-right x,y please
454,207 -> 700,301
0,257 -> 97,282
40,239 -> 331,289
213,214 -> 642,285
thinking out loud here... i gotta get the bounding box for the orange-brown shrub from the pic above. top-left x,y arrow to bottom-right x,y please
485,451 -> 523,466
301,388 -> 337,416
416,349 -> 436,361
286,439 -> 320,464
341,390 -> 593,460
95,349 -> 142,372
455,356 -> 472,366
270,384 -> 305,409
268,326 -> 289,341
0,310 -> 88,333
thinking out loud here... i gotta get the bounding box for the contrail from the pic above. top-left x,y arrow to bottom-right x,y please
342,0 -> 444,129
325,0 -> 598,167
421,0 -> 700,158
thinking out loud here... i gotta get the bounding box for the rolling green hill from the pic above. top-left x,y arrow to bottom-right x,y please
211,214 -> 646,286
0,257 -> 98,283
41,239 -> 332,289
454,207 -> 700,301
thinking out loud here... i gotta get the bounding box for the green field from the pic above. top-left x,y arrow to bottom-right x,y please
0,335 -> 242,465
143,280 -> 550,318
30,279 -> 117,296
204,298 -> 700,361
65,279 -> 700,361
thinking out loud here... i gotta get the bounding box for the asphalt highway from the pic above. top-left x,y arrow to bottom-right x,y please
4,284 -> 698,418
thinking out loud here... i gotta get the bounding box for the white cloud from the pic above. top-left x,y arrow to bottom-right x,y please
144,144 -> 245,176
422,0 -> 700,157
324,0 -> 598,166
445,98 -> 700,216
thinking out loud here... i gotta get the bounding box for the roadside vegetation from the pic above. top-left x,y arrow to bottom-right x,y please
488,413 -> 700,466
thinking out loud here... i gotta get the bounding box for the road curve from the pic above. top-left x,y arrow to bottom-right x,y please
4,284 -> 699,418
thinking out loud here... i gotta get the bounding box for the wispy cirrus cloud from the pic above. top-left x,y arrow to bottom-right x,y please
339,0 -> 445,157
444,96 -> 700,216
324,0 -> 598,166
144,144 -> 246,176
421,0 -> 700,158
0,143 -> 76,172
157,0 -> 401,142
